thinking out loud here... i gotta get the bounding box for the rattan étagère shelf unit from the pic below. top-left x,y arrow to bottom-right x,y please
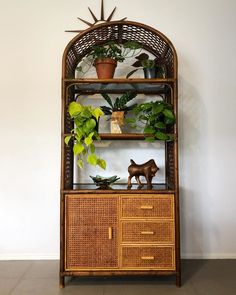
60,21 -> 180,287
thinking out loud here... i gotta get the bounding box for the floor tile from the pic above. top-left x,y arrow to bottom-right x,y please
23,260 -> 58,279
10,278 -> 60,295
0,260 -> 235,294
0,278 -> 19,295
0,261 -> 32,279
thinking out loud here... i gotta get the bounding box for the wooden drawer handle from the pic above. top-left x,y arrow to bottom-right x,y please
108,227 -> 113,240
141,256 -> 155,260
141,231 -> 154,235
140,205 -> 154,210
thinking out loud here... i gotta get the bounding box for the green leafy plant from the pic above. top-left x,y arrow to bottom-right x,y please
130,100 -> 175,142
100,91 -> 137,115
64,102 -> 106,169
76,41 -> 141,74
126,53 -> 166,78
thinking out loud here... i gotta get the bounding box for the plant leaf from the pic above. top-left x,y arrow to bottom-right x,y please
97,158 -> 106,170
163,109 -> 175,119
145,136 -> 155,143
123,41 -> 141,49
101,93 -> 113,108
93,107 -> 104,121
68,102 -> 82,117
144,126 -> 155,134
85,118 -> 96,132
77,159 -> 84,169
126,68 -> 139,78
87,154 -> 97,166
135,53 -> 149,60
152,103 -> 164,114
64,135 -> 71,145
155,122 -> 166,129
90,144 -> 95,154
155,131 -> 169,140
84,136 -> 93,146
73,142 -> 85,155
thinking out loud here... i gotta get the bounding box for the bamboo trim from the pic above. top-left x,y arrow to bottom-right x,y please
108,227 -> 113,240
141,256 -> 155,260
140,205 -> 154,210
141,231 -> 154,235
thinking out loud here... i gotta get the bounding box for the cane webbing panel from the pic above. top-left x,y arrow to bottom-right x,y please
122,246 -> 175,269
64,21 -> 176,79
65,195 -> 118,269
121,195 -> 174,219
122,221 -> 174,244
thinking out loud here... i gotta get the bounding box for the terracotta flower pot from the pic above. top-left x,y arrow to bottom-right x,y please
94,58 -> 117,79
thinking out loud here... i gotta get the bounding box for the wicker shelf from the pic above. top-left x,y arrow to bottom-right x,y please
60,20 -> 180,288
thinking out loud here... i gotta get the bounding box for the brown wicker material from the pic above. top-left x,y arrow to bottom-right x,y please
65,195 -> 118,269
121,246 -> 175,269
121,195 -> 174,219
60,19 -> 180,287
121,221 -> 174,244
62,21 -> 176,79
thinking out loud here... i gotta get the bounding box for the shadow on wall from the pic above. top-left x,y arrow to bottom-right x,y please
178,74 -> 210,259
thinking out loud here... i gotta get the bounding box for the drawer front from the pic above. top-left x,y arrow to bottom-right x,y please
121,195 -> 174,219
122,221 -> 174,244
122,246 -> 175,269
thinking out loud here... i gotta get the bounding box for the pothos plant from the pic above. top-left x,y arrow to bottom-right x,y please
64,101 -> 106,169
129,100 -> 176,142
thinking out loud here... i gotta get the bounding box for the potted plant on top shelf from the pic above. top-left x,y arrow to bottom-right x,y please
64,101 -> 106,169
129,100 -> 176,142
76,41 -> 141,79
100,91 -> 137,133
126,53 -> 166,79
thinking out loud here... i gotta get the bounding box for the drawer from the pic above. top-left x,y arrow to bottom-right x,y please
121,195 -> 174,219
122,221 -> 174,244
122,246 -> 175,269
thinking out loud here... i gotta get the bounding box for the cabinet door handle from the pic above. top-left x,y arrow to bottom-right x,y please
140,205 -> 154,210
108,227 -> 113,239
141,256 -> 155,260
141,231 -> 154,235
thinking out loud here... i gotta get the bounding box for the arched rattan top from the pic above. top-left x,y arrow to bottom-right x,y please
62,21 -> 177,79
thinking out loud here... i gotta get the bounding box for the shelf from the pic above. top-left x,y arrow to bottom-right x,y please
62,183 -> 175,193
63,133 -> 153,140
63,78 -> 175,94
100,133 -> 147,140
64,78 -> 176,84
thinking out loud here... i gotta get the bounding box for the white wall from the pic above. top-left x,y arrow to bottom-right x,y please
0,0 -> 236,259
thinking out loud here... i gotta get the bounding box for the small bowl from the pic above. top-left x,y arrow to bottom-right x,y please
90,175 -> 120,189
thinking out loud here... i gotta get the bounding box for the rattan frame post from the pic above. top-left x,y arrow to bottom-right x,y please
60,20 -> 180,288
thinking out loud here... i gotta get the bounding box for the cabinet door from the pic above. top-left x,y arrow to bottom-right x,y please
65,195 -> 118,270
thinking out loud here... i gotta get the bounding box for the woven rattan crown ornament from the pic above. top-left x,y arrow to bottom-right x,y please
66,0 -> 127,33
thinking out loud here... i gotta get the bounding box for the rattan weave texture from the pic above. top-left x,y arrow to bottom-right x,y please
63,21 -> 175,79
122,221 -> 174,244
122,246 -> 174,269
65,196 -> 118,269
121,195 -> 174,219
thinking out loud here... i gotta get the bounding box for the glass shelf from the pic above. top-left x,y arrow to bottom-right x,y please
67,183 -> 174,192
64,78 -> 175,94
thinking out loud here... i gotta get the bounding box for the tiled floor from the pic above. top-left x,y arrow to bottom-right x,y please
0,260 -> 236,295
